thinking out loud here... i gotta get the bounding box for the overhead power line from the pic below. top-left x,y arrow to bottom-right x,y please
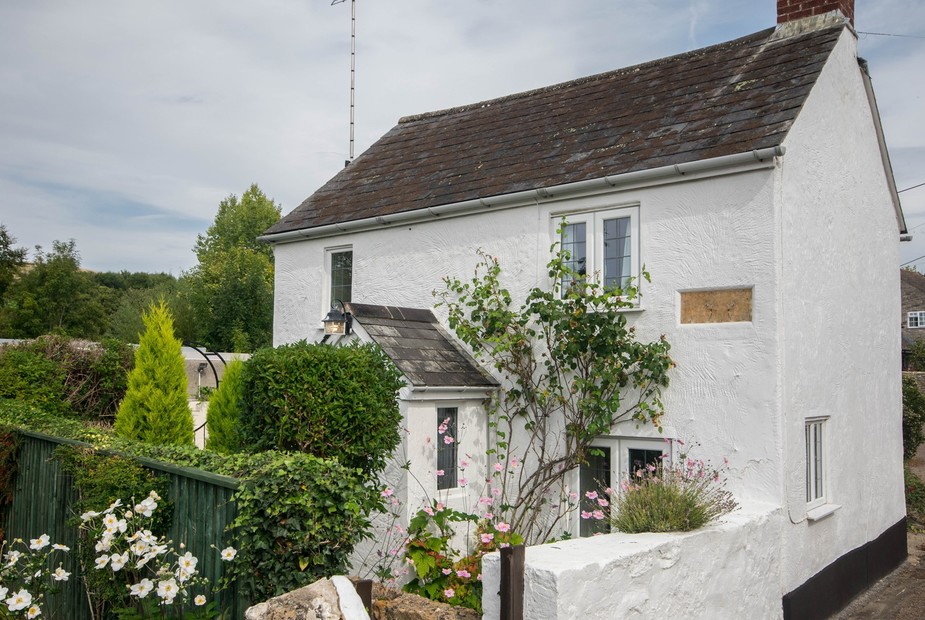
900,182 -> 925,194
858,31 -> 925,40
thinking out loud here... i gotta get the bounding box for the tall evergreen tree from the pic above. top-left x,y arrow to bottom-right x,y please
205,358 -> 244,454
115,301 -> 193,445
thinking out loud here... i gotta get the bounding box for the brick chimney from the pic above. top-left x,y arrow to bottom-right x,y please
777,0 -> 854,27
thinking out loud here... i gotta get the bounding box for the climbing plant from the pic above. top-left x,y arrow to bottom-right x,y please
435,225 -> 674,543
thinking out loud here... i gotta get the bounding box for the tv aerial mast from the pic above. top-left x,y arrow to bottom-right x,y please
331,0 -> 356,167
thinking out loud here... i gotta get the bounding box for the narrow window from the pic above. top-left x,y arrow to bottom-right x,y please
330,250 -> 352,304
602,216 -> 632,290
560,222 -> 587,294
909,311 -> 925,328
806,419 -> 825,505
437,407 -> 458,491
579,446 -> 611,537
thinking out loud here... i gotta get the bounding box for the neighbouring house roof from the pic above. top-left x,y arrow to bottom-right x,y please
345,303 -> 498,389
267,24 -> 845,236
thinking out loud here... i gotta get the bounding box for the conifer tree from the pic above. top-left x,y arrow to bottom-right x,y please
205,358 -> 244,454
115,300 -> 193,445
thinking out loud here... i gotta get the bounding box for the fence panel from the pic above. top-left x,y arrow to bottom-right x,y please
4,431 -> 244,619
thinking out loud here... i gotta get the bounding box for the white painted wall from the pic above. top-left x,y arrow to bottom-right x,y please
481,505 -> 783,619
776,27 -> 905,593
274,165 -> 783,510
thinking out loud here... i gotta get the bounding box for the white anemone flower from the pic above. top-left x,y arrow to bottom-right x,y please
156,578 -> 178,602
28,535 -> 49,551
220,546 -> 237,561
94,555 -> 110,570
51,543 -> 69,552
6,589 -> 32,611
194,594 -> 207,606
80,510 -> 100,522
129,579 -> 154,598
0,586 -> 7,600
26,605 -> 41,619
52,566 -> 71,581
110,552 -> 129,572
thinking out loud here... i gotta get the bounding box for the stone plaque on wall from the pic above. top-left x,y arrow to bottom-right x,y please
680,288 -> 752,324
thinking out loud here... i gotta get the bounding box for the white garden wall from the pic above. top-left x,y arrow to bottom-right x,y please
481,505 -> 783,619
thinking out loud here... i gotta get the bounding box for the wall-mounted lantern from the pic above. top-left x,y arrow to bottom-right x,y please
323,300 -> 352,336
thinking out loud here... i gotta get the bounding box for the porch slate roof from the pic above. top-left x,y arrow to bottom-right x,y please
345,303 -> 498,389
267,24 -> 844,236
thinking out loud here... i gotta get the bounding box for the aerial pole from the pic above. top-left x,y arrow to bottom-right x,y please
332,0 -> 356,166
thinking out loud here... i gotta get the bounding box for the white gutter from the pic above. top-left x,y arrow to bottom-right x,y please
259,146 -> 786,245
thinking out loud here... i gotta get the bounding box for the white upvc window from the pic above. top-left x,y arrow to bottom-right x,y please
909,311 -> 925,328
555,206 -> 639,295
578,436 -> 669,537
805,418 -> 827,509
324,246 -> 353,314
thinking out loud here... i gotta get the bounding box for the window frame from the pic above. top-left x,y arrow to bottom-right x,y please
324,245 -> 353,314
805,417 -> 828,510
577,436 -> 669,537
553,206 -> 640,297
436,406 -> 459,491
909,311 -> 925,328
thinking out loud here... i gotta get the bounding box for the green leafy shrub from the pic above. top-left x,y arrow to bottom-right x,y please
905,464 -> 925,532
205,358 -> 244,454
610,450 -> 737,533
240,341 -> 404,475
0,346 -> 69,415
0,336 -> 134,421
115,301 -> 193,445
903,376 -> 925,460
403,502 -> 523,612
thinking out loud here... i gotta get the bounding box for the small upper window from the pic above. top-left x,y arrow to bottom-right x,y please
909,311 -> 925,328
330,250 -> 353,304
556,207 -> 638,297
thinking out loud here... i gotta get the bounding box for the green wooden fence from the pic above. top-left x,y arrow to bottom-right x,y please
4,431 -> 244,619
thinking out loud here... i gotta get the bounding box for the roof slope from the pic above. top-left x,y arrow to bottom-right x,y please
268,25 -> 845,236
346,303 -> 497,388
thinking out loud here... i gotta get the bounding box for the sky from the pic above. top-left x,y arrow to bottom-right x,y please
0,1 -> 923,274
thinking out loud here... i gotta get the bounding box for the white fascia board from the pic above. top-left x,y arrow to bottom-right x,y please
400,385 -> 496,402
259,146 -> 785,245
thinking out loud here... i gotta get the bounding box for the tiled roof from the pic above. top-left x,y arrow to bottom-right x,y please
268,25 -> 845,235
346,303 -> 497,388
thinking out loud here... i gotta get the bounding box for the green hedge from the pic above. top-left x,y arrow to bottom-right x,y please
0,336 -> 133,420
0,400 -> 382,603
240,341 -> 404,475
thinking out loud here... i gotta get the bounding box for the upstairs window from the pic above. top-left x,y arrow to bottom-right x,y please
909,311 -> 925,328
556,207 -> 638,296
437,407 -> 459,491
329,249 -> 353,304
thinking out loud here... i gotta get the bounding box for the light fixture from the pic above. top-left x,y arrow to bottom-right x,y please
323,300 -> 352,336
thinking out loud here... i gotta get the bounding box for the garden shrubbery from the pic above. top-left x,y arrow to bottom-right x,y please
903,376 -> 925,460
0,399 -> 382,605
0,335 -> 132,420
240,341 -> 404,475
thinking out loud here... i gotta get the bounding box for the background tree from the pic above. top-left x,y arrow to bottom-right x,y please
0,240 -> 112,339
185,184 -> 280,352
436,234 -> 674,543
114,301 -> 193,445
0,224 -> 27,300
205,358 -> 244,454
106,278 -> 195,344
903,376 -> 925,460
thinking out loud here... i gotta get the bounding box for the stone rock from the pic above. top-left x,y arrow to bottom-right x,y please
244,577 -> 344,620
368,584 -> 480,620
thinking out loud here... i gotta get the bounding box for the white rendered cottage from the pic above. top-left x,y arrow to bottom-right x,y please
262,0 -> 907,616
